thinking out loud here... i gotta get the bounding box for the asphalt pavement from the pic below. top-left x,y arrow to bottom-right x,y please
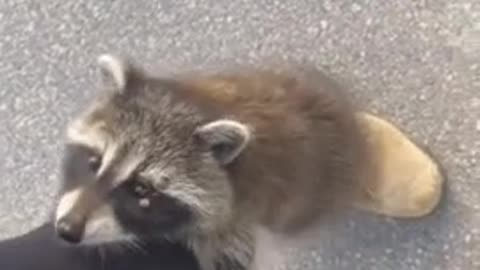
0,0 -> 479,269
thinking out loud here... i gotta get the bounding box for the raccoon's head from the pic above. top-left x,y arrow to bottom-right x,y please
53,54 -> 252,246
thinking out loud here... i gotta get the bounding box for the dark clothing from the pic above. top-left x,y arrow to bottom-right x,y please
0,222 -> 199,270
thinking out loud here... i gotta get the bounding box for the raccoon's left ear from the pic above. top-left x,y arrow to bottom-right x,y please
97,53 -> 142,93
194,119 -> 252,165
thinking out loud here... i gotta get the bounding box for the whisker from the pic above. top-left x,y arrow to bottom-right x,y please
96,246 -> 107,270
107,241 -> 128,255
128,237 -> 147,255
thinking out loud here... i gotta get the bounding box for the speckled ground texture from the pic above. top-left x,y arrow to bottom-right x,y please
0,0 -> 479,269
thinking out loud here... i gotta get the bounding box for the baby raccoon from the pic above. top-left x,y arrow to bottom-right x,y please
54,54 -> 365,270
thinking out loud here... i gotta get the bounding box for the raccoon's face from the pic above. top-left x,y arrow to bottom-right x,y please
53,54 -> 252,246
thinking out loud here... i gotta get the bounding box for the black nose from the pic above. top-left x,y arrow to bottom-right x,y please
55,219 -> 83,244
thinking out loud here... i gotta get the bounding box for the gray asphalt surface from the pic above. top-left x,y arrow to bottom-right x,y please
0,0 -> 479,269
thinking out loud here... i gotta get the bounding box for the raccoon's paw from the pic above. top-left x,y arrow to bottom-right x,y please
353,112 -> 445,218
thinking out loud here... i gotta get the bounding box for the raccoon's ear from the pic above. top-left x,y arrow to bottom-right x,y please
97,54 -> 139,93
194,119 -> 252,165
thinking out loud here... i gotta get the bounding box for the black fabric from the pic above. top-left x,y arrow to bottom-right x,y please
0,222 -> 200,270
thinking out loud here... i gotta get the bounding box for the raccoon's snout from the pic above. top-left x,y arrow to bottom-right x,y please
55,188 -> 96,245
55,216 -> 86,244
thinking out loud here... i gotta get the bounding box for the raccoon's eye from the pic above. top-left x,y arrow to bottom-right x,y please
131,181 -> 153,197
87,156 -> 102,172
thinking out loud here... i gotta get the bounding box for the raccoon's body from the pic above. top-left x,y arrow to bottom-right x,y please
54,54 -> 366,270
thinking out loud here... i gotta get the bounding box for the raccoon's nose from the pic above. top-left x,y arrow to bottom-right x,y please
55,218 -> 84,244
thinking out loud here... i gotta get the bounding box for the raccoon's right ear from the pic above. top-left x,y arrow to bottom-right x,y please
193,119 -> 252,165
97,54 -> 141,93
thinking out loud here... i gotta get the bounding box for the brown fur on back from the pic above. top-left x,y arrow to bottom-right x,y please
175,68 -> 366,234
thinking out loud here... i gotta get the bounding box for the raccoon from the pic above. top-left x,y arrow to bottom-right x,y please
53,54 -> 366,270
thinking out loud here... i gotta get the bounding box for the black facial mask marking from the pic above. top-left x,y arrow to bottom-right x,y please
110,181 -> 192,240
61,144 -> 192,242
